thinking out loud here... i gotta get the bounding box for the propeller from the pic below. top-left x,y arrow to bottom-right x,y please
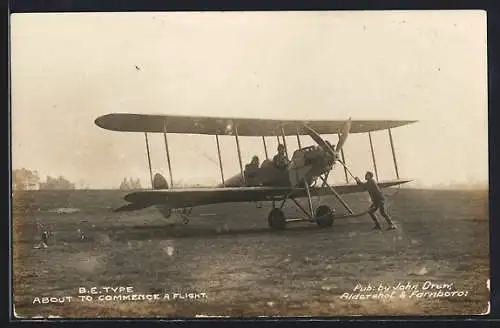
304,118 -> 352,158
288,118 -> 352,187
335,118 -> 352,152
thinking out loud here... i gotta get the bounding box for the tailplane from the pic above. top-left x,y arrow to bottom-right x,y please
114,201 -> 152,212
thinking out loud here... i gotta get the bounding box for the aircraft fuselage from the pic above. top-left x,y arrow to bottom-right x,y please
220,160 -> 290,187
220,146 -> 335,188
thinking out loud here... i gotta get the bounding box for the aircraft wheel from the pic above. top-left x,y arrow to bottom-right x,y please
315,205 -> 334,228
268,208 -> 286,230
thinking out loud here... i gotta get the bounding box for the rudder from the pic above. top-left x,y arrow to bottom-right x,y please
153,173 -> 169,190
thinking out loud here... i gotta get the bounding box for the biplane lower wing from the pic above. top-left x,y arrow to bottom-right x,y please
115,179 -> 410,212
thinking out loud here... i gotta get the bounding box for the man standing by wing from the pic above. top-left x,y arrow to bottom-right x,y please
355,171 -> 397,230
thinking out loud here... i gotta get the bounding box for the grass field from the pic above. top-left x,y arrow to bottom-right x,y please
12,188 -> 489,318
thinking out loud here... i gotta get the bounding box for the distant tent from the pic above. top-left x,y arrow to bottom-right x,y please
130,178 -> 142,189
119,178 -> 130,190
119,177 -> 142,190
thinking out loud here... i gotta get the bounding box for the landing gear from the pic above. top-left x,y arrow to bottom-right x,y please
180,208 -> 193,224
268,208 -> 286,230
157,206 -> 173,219
315,205 -> 334,228
264,171 -> 354,231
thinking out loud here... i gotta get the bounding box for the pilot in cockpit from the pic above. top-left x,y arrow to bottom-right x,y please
246,155 -> 260,170
245,155 -> 260,184
273,144 -> 289,170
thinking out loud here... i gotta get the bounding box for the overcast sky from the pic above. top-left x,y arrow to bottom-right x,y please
11,10 -> 487,189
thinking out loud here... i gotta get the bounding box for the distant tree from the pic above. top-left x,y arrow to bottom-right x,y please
12,168 -> 40,190
39,175 -> 76,190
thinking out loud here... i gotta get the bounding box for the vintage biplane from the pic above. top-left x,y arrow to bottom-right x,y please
95,114 -> 416,230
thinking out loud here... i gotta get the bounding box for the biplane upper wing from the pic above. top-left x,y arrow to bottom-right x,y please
115,180 -> 410,212
95,113 -> 417,136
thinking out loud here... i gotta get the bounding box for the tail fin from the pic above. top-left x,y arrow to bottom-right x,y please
114,173 -> 169,213
153,173 -> 172,218
153,173 -> 169,190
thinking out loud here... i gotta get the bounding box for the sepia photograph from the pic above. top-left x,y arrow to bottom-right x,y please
10,10 -> 489,317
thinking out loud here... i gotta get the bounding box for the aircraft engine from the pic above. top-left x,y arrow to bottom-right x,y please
288,147 -> 335,187
289,119 -> 352,187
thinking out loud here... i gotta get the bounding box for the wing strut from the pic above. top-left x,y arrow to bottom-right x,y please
262,136 -> 269,160
368,132 -> 379,181
338,133 -> 349,184
281,127 -> 289,158
296,128 -> 302,149
319,175 -> 354,215
162,122 -> 174,189
234,125 -> 245,185
144,132 -> 154,189
388,128 -> 400,179
215,134 -> 225,186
